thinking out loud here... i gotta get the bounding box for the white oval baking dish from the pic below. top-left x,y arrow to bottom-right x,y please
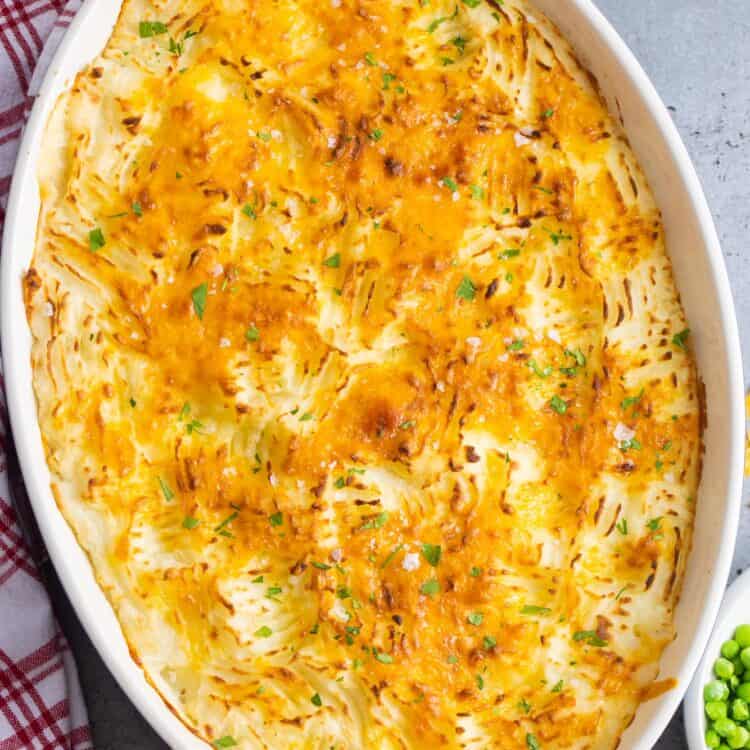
1,1 -> 744,747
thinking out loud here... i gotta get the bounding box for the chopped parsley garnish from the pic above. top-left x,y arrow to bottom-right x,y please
245,325 -> 260,342
182,516 -> 200,529
647,516 -> 663,532
619,438 -> 642,452
483,635 -> 497,650
336,586 -> 352,599
542,108 -> 555,119
299,412 -> 314,421
312,561 -> 331,570
440,56 -> 455,66
334,476 -> 346,489
420,578 -> 440,596
452,35 -> 467,53
421,543 -> 442,567
447,654 -> 459,664
360,511 -> 389,530
132,201 -> 143,217
369,128 -> 384,142
364,52 -> 377,66
461,0 -> 481,7
191,283 -> 208,320
551,679 -> 564,693
528,359 -> 552,378
323,253 -> 341,268
139,20 -> 168,38
88,228 -> 105,252
500,248 -> 521,259
242,203 -> 257,219
456,275 -> 476,301
507,340 -> 525,351
518,698 -> 532,714
374,650 -> 394,664
475,673 -> 485,690
467,612 -> 484,626
672,328 -> 691,350
615,518 -> 628,535
310,693 -> 322,707
470,566 -> 482,577
257,132 -> 272,142
381,545 -> 404,569
573,630 -> 607,647
382,72 -> 397,89
254,626 -> 272,638
266,585 -> 282,598
470,184 -> 485,200
526,733 -> 541,750
251,575 -> 264,583
621,389 -> 644,412
214,510 -> 239,535
544,227 -> 573,245
565,348 -> 586,366
399,420 -> 415,430
441,176 -> 458,191
213,737 -> 238,749
550,395 -> 567,414
521,605 -> 551,616
269,512 -> 283,527
157,477 -> 174,502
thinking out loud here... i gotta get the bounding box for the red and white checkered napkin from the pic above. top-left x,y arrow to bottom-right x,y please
1,1 -> 92,748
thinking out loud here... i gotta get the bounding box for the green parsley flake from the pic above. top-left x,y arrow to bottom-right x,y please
621,388 -> 644,411
139,20 -> 168,38
470,566 -> 482,577
312,561 -> 331,570
182,516 -> 200,530
382,72 -> 397,89
254,626 -> 272,638
475,673 -> 485,690
672,328 -> 691,350
456,275 -> 476,301
299,412 -> 314,421
420,578 -> 440,596
132,201 -> 143,217
242,203 -> 257,219
441,176 -> 458,191
467,612 -> 484,626
361,511 -> 388,530
421,543 -> 442,567
323,253 -> 341,268
213,737 -> 238,749
88,228 -> 105,252
647,516 -> 663,532
311,693 -> 322,707
364,52 -> 377,66
245,325 -> 260,342
399,420 -> 416,430
550,395 -> 567,415
269,512 -> 283,527
507,340 -> 525,351
369,128 -> 384,142
374,650 -> 394,664
526,733 -> 541,750
615,518 -> 628,536
191,283 -> 208,320
157,476 -> 174,502
470,184 -> 485,199
483,635 -> 497,650
521,605 -> 551,616
572,630 -> 607,647
461,0 -> 481,7
551,679 -> 564,693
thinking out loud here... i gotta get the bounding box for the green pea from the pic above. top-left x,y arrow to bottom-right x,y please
716,718 -> 738,738
737,683 -> 750,702
741,648 -> 750,670
728,726 -> 750,748
734,657 -> 746,676
735,626 -> 750,649
707,729 -> 722,748
709,702 -> 730,720
724,641 -> 742,660
707,680 -> 732,701
717,658 -> 736,680
732,675 -> 741,690
732,699 -> 750,722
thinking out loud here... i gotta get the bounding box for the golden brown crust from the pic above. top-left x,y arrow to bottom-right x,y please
26,0 -> 701,747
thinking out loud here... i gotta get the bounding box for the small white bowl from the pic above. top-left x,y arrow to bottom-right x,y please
685,569 -> 750,750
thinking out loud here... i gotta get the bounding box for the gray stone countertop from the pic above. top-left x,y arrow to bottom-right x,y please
45,0 -> 750,747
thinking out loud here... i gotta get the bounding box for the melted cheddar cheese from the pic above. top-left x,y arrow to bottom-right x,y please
25,0 -> 702,747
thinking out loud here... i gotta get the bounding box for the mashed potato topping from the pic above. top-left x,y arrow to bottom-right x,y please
25,0 -> 701,746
